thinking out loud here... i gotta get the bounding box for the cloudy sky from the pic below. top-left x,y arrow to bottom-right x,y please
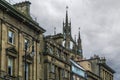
7,0 -> 120,79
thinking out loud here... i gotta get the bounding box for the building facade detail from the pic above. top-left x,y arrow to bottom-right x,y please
62,7 -> 83,59
70,59 -> 86,80
78,55 -> 115,80
43,37 -> 71,80
0,0 -> 115,80
0,0 -> 45,80
63,7 -> 72,49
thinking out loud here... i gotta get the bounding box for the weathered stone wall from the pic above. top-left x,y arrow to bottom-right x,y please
0,6 -> 44,80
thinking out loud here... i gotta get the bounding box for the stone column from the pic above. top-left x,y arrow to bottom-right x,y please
33,41 -> 36,80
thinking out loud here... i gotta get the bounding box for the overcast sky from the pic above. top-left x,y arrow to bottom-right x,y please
7,0 -> 120,79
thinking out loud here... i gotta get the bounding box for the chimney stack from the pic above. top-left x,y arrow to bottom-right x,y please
13,1 -> 31,17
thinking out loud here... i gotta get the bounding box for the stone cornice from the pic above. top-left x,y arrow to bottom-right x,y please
0,0 -> 46,33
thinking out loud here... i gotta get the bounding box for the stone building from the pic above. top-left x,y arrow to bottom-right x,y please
0,0 -> 115,80
62,7 -> 83,59
70,59 -> 86,80
43,34 -> 71,80
78,55 -> 115,80
43,7 -> 85,80
0,0 -> 45,80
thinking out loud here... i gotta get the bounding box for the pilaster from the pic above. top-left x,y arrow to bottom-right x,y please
1,23 -> 7,72
18,31 -> 23,78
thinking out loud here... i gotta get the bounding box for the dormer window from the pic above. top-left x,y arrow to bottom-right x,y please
8,31 -> 15,44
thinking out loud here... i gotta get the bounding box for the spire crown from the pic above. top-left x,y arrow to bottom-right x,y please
65,6 -> 69,24
78,27 -> 81,39
66,6 -> 68,11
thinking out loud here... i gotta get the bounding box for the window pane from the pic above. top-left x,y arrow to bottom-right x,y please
24,63 -> 30,80
8,66 -> 12,75
8,31 -> 14,44
62,69 -> 65,77
8,57 -> 13,75
24,39 -> 29,50
49,48 -> 53,54
52,64 -> 55,73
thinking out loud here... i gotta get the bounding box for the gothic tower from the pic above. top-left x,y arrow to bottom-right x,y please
77,28 -> 83,58
63,6 -> 72,49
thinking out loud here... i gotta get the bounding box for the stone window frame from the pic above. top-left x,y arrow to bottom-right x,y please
8,30 -> 15,45
51,64 -> 55,73
23,32 -> 34,49
6,23 -> 18,47
24,62 -> 30,80
22,36 -> 34,80
7,55 -> 15,76
64,70 -> 68,78
6,46 -> 18,77
49,63 -> 55,73
61,69 -> 65,78
22,61 -> 31,80
61,69 -> 69,79
24,38 -> 30,51
23,35 -> 35,61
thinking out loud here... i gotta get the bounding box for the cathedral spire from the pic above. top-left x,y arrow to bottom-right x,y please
78,27 -> 81,40
77,27 -> 83,58
65,6 -> 68,25
63,6 -> 72,49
